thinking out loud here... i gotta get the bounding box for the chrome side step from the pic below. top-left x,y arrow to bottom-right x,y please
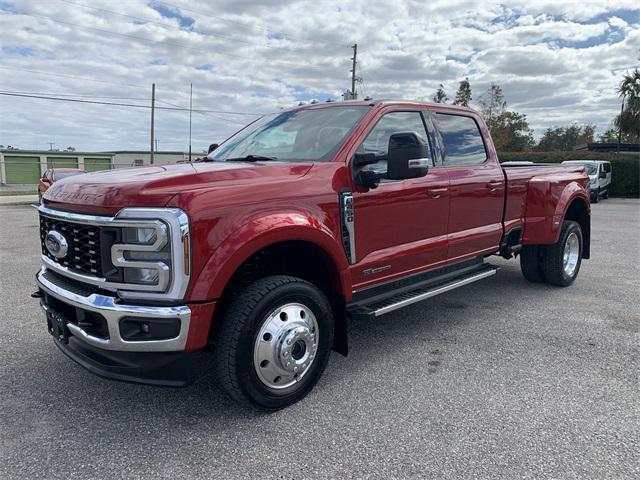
348,264 -> 498,320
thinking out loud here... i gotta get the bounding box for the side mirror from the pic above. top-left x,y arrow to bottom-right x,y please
599,171 -> 606,179
208,143 -> 219,154
387,132 -> 429,180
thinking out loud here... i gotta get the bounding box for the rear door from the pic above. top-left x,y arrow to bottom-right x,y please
350,109 -> 450,289
433,112 -> 505,261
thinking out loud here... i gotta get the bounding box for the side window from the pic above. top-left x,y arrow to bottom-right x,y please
357,111 -> 430,175
603,163 -> 611,173
436,113 -> 487,166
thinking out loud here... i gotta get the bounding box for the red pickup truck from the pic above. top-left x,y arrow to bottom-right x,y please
36,100 -> 590,410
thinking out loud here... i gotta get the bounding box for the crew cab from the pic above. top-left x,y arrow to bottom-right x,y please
34,101 -> 591,410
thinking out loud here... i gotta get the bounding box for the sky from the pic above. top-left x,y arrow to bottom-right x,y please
0,0 -> 638,152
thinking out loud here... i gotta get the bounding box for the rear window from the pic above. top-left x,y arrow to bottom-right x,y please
435,113 -> 487,166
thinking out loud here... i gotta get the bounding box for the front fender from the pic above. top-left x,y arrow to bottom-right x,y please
188,212 -> 351,302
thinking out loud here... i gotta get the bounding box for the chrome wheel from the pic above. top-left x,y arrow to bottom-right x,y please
253,302 -> 319,389
562,232 -> 580,277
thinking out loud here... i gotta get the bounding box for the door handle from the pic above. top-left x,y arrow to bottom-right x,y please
427,187 -> 448,198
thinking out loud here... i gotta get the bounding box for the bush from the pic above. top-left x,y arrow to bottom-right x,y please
497,151 -> 639,198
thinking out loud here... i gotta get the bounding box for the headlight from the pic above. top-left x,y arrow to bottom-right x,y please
122,226 -> 159,245
111,208 -> 191,301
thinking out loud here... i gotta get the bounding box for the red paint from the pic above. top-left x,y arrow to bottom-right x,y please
44,100 -> 590,351
38,167 -> 85,197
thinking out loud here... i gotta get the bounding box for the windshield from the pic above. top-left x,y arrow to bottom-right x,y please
208,106 -> 370,162
54,171 -> 84,180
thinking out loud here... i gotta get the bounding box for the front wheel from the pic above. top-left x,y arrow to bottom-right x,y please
591,189 -> 599,203
541,220 -> 583,287
214,275 -> 334,410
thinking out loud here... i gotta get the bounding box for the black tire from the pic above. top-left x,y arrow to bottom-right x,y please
591,189 -> 599,203
213,275 -> 334,411
540,220 -> 583,287
520,245 -> 545,283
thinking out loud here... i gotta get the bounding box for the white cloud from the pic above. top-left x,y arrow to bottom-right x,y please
0,0 -> 638,150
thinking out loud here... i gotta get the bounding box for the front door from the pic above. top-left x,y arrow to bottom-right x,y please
349,110 -> 450,291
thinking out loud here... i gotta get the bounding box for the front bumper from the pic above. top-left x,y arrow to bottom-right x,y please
36,267 -> 215,386
37,267 -> 191,352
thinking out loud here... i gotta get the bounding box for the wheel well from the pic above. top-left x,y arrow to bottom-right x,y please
212,241 -> 348,355
564,198 -> 590,259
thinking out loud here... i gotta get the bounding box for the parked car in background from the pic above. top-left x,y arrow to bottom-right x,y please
562,160 -> 611,203
38,168 -> 86,203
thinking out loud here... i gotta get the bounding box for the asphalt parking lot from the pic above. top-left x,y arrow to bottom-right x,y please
1,200 -> 638,479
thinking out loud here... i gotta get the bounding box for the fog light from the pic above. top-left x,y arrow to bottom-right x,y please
119,317 -> 181,341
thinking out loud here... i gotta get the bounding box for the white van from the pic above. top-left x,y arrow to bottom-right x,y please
562,160 -> 612,203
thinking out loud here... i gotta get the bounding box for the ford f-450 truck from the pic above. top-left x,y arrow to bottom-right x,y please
35,101 -> 591,410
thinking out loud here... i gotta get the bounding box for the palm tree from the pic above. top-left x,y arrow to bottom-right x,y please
615,69 -> 640,144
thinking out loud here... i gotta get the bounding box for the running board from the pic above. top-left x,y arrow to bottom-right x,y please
348,264 -> 498,320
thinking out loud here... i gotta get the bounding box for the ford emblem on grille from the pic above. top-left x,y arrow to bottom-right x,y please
45,230 -> 68,259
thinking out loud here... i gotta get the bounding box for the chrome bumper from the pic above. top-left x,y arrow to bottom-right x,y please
36,267 -> 191,352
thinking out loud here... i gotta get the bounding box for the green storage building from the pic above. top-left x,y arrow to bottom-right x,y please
0,150 -> 114,185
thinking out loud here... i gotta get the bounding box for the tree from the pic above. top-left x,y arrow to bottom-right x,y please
477,83 -> 534,151
453,78 -> 472,106
65,146 -> 76,152
491,111 -> 535,151
432,84 -> 449,103
536,124 -> 596,151
478,83 -> 506,131
615,68 -> 640,142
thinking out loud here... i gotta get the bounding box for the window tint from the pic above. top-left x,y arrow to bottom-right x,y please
357,111 -> 430,175
436,113 -> 487,166
603,162 -> 611,173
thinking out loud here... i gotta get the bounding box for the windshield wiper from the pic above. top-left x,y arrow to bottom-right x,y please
225,155 -> 279,162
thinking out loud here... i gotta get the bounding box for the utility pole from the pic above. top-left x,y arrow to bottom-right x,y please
350,43 -> 358,100
150,83 -> 155,164
188,83 -> 193,162
47,142 -> 54,151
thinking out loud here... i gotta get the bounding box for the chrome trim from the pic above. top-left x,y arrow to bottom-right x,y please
408,158 -> 430,169
37,267 -> 190,352
38,205 -> 191,301
340,191 -> 356,265
373,268 -> 497,317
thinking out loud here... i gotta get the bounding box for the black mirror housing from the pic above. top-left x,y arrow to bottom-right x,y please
387,132 -> 429,180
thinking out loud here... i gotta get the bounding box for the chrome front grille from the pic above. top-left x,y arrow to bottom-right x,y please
40,215 -> 103,276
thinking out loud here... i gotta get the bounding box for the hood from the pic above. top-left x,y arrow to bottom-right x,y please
43,161 -> 313,215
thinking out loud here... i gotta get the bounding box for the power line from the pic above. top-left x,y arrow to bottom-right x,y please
0,66 -> 149,90
155,97 -> 249,125
0,88 -> 149,101
0,91 -> 262,115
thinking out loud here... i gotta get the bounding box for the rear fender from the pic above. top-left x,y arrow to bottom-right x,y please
522,180 -> 588,245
